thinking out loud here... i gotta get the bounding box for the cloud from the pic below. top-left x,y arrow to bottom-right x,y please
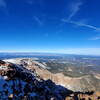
62,0 -> 100,32
26,0 -> 33,5
0,0 -> 6,8
33,16 -> 43,26
44,33 -> 49,37
26,0 -> 44,7
50,48 -> 100,55
1,48 -> 100,55
0,0 -> 9,15
62,19 -> 100,31
67,0 -> 83,21
89,36 -> 100,40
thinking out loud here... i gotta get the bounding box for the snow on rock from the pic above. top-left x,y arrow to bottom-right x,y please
0,58 -> 99,100
0,59 -> 72,100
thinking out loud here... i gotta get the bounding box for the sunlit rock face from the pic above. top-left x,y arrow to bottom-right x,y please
0,59 -> 72,100
0,58 -> 100,100
7,58 -> 100,92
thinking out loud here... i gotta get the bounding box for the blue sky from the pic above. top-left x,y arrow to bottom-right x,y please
0,0 -> 100,55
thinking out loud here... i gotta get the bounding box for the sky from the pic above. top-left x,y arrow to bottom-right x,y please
0,0 -> 100,55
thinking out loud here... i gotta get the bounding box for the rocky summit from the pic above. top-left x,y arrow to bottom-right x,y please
0,58 -> 100,100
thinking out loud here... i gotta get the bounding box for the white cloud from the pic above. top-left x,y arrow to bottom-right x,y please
33,16 -> 43,26
89,36 -> 100,40
50,48 -> 100,55
0,0 -> 6,8
61,0 -> 100,31
44,33 -> 49,37
26,0 -> 44,7
62,19 -> 100,31
26,0 -> 33,5
67,0 -> 83,21
1,48 -> 100,55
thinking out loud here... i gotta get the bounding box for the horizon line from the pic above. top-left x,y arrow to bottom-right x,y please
0,51 -> 100,56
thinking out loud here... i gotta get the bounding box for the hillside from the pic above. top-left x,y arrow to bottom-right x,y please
0,58 -> 100,100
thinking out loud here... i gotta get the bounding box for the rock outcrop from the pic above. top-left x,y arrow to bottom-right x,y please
0,59 -> 73,100
7,58 -> 100,92
0,58 -> 100,100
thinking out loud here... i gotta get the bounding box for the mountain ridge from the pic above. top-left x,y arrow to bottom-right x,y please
0,58 -> 100,100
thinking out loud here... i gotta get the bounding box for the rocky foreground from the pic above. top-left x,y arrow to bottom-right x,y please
0,58 -> 100,100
